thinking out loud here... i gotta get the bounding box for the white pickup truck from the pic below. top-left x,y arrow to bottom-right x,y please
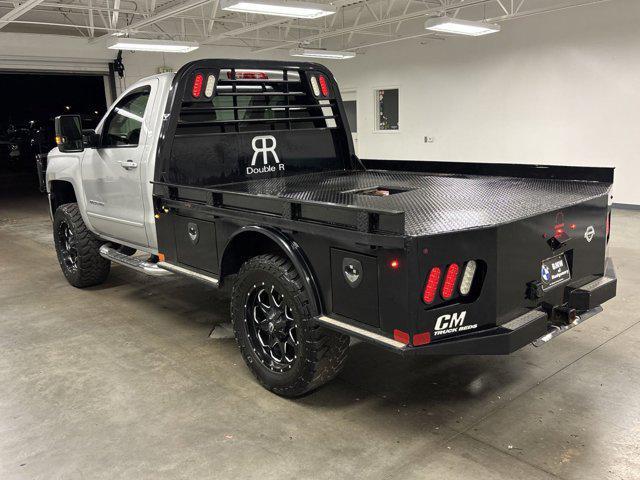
44,58 -> 616,397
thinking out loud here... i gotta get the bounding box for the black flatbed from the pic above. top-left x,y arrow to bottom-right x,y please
210,169 -> 611,236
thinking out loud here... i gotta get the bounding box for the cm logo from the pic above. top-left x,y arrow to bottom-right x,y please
435,311 -> 467,331
251,135 -> 280,166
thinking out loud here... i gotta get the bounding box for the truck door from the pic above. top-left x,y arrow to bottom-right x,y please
81,79 -> 158,247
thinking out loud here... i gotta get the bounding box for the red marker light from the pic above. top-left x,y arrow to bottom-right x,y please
192,73 -> 203,98
423,267 -> 442,304
570,223 -> 576,230
318,75 -> 329,96
390,259 -> 399,269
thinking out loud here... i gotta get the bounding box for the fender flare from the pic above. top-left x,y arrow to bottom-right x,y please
220,225 -> 323,316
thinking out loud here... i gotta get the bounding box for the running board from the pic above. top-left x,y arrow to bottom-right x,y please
157,262 -> 219,287
99,245 -> 172,277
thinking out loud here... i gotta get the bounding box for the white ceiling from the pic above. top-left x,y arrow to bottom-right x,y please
0,0 -> 619,53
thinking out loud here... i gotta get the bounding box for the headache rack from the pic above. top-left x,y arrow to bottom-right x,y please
175,66 -> 340,135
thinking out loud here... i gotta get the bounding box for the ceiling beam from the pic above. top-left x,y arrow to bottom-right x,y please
97,0 -> 213,36
88,0 -> 94,35
0,0 -> 46,30
110,0 -> 120,28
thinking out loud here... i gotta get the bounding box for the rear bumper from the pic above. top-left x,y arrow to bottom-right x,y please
317,257 -> 617,356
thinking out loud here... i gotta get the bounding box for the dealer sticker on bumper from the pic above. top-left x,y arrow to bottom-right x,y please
541,253 -> 571,290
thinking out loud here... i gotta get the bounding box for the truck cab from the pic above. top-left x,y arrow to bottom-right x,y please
47,73 -> 173,252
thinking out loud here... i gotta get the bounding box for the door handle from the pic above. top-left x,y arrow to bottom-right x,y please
118,160 -> 138,170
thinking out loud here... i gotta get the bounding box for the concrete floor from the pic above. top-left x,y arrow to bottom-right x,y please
1,186 -> 639,480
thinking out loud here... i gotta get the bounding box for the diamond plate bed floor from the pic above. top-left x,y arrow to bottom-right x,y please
213,170 -> 612,236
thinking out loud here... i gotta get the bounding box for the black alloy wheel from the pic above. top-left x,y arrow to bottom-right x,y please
57,220 -> 78,272
244,282 -> 299,373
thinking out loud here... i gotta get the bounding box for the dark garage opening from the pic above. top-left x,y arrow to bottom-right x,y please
0,73 -> 107,199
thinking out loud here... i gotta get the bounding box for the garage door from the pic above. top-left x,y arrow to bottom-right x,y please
0,54 -> 109,74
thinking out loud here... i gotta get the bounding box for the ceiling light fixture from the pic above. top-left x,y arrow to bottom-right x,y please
221,0 -> 336,19
107,38 -> 199,53
290,48 -> 355,59
424,15 -> 500,36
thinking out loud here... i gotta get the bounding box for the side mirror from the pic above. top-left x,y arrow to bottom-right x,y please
55,115 -> 84,152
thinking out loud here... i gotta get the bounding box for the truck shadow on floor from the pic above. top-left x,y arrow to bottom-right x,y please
95,267 -> 527,420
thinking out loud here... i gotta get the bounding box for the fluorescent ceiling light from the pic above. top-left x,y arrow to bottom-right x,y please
107,38 -> 199,53
221,0 -> 336,18
424,15 -> 500,36
290,48 -> 355,59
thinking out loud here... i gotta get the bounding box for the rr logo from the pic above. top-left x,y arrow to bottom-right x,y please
435,311 -> 467,331
251,135 -> 280,166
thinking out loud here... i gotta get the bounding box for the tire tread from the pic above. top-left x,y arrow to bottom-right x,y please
53,203 -> 110,288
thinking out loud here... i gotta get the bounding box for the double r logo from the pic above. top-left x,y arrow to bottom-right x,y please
251,135 -> 280,166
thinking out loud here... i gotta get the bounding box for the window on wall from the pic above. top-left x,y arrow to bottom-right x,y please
375,88 -> 399,131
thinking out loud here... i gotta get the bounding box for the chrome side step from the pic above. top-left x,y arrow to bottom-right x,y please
157,261 -> 219,287
99,244 -> 172,277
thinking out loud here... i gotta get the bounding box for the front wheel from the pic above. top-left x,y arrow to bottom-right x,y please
231,254 -> 349,397
53,203 -> 110,288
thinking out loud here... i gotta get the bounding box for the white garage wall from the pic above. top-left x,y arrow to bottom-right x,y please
327,0 -> 640,205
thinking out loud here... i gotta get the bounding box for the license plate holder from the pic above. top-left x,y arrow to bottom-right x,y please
541,253 -> 571,291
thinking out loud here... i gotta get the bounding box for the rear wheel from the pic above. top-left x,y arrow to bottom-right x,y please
231,254 -> 349,397
53,203 -> 110,288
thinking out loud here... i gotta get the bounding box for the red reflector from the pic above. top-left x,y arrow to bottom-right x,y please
441,263 -> 460,300
423,267 -> 442,304
413,332 -> 431,346
393,329 -> 410,344
390,259 -> 399,269
192,73 -> 203,98
318,75 -> 329,96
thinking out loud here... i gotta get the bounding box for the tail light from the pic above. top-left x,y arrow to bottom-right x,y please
423,267 -> 442,304
318,75 -> 329,96
459,260 -> 477,296
441,263 -> 460,300
422,259 -> 482,305
191,73 -> 203,98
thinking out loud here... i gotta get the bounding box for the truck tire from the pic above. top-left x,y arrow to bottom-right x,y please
231,254 -> 349,397
53,203 -> 110,288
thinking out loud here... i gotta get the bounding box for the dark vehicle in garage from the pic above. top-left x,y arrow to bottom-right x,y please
45,59 -> 616,396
